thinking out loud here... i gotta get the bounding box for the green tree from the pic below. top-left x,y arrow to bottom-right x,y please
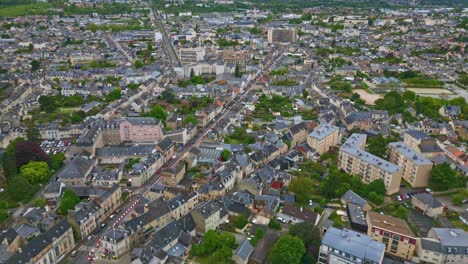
269,219 -> 281,230
394,205 -> 407,219
452,194 -> 463,205
220,149 -> 231,161
7,175 -> 36,203
161,89 -> 176,103
31,59 -> 40,72
106,88 -> 122,101
26,127 -> 41,142
58,189 -> 80,215
49,152 -> 65,171
429,163 -> 459,191
19,161 -> 50,184
271,235 -> 306,264
38,95 -> 59,113
302,89 -> 309,98
234,214 -> 248,229
190,68 -> 195,78
183,115 -> 199,125
234,64 -> 242,78
288,222 -> 321,253
34,197 -> 47,208
148,105 -> 168,122
134,60 -> 144,69
367,179 -> 386,196
289,176 -> 314,204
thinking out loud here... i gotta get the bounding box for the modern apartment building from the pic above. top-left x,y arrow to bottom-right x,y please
366,211 -> 417,260
267,28 -> 297,43
388,142 -> 433,187
339,134 -> 402,195
307,125 -> 340,155
318,227 -> 385,264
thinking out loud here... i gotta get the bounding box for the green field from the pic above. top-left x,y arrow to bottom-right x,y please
0,3 -> 52,17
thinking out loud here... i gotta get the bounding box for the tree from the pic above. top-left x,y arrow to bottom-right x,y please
220,149 -> 231,162
34,197 -> 47,208
289,222 -> 321,259
183,115 -> 199,125
452,194 -> 463,205
429,163 -> 459,191
58,189 -> 80,215
367,179 -> 386,196
161,89 -> 176,103
26,127 -> 41,142
7,175 -> 36,203
269,219 -> 281,230
106,88 -> 122,101
394,205 -> 407,219
402,90 -> 416,102
49,152 -> 65,171
302,89 -> 309,98
31,59 -> 40,72
271,235 -> 306,264
20,161 -> 50,184
38,95 -> 59,113
134,60 -> 144,69
289,176 -> 314,204
234,64 -> 242,78
14,141 -> 49,169
148,105 -> 168,122
234,214 -> 248,229
190,68 -> 195,78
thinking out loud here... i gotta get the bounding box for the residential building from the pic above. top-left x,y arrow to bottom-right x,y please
307,125 -> 339,155
233,240 -> 253,264
341,190 -> 372,211
427,228 -> 468,264
388,142 -> 433,187
178,47 -> 206,64
119,117 -> 164,144
417,237 -> 445,264
318,227 -> 385,264
411,193 -> 444,218
56,156 -> 93,186
339,134 -> 402,195
161,163 -> 186,186
403,130 -> 444,158
276,203 -> 320,225
7,220 -> 75,264
102,228 -> 131,259
366,211 -> 417,260
190,201 -> 223,235
267,28 -> 297,43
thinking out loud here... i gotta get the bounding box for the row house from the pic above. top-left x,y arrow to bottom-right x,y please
126,152 -> 164,187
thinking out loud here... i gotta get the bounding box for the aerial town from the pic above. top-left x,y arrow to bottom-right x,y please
0,0 -> 466,264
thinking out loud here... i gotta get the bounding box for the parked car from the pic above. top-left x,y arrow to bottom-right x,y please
71,250 -> 77,257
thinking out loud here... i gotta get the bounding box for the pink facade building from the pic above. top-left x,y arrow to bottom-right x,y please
119,117 -> 163,144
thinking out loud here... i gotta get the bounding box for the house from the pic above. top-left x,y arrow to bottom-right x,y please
122,198 -> 171,246
101,228 -> 131,259
307,125 -> 339,155
43,182 -> 66,206
341,190 -> 371,211
190,201 -> 223,235
233,240 -> 253,264
276,203 -> 320,225
56,156 -> 93,186
156,137 -> 175,162
0,229 -> 22,255
252,195 -> 279,218
439,105 -> 461,119
119,117 -> 164,144
7,220 -> 75,264
411,193 -> 444,218
318,227 -> 385,264
162,163 -> 186,186
417,237 -> 445,264
346,202 -> 368,233
426,228 -> 468,264
366,211 -> 417,260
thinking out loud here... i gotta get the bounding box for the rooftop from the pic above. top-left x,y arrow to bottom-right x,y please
367,211 -> 414,237
308,124 -> 339,140
389,142 -> 432,166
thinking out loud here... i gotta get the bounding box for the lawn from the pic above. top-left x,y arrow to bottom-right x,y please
0,3 -> 52,17
58,107 -> 77,114
447,214 -> 468,231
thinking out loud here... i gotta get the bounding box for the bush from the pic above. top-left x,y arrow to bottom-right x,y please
269,219 -> 281,230
234,214 -> 248,229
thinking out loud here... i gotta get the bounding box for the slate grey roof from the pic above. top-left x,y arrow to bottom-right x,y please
126,117 -> 160,126
104,228 -> 128,243
321,227 -> 385,263
430,228 -> 468,253
342,190 -> 368,207
235,240 -> 253,261
96,145 -> 155,157
421,238 -> 444,253
56,156 -> 93,180
389,142 -> 432,165
413,193 -> 443,208
8,220 -> 71,264
13,223 -> 38,240
405,130 -> 431,140
148,221 -> 180,251
157,137 -> 174,152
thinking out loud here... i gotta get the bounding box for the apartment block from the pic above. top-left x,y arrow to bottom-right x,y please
366,211 -> 417,260
267,28 -> 297,43
318,227 -> 385,264
307,125 -> 340,155
388,142 -> 433,188
119,117 -> 164,144
339,134 -> 402,195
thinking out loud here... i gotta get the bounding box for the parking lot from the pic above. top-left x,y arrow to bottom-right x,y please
40,140 -> 71,155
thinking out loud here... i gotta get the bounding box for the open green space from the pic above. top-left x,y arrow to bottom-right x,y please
0,3 -> 52,17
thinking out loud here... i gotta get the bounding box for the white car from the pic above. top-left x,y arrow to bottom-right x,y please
397,196 -> 402,202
